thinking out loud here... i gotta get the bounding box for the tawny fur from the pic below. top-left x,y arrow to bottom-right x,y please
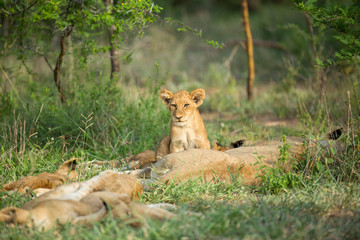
156,88 -> 210,160
212,140 -> 245,152
80,192 -> 174,227
22,170 -> 143,210
0,171 -> 173,231
81,88 -> 243,173
0,192 -> 173,231
85,150 -> 156,170
133,134 -> 343,185
1,158 -> 78,194
87,88 -> 211,167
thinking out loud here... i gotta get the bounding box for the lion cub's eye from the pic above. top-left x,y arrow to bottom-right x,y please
171,104 -> 177,108
184,104 -> 190,108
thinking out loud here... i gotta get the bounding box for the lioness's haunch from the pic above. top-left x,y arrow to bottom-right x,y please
156,88 -> 210,160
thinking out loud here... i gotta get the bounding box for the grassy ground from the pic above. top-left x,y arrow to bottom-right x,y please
1,2 -> 360,239
1,180 -> 360,239
0,83 -> 359,239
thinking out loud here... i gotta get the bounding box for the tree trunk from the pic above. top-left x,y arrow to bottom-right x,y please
242,0 -> 255,101
108,25 -> 120,80
53,28 -> 73,103
104,0 -> 120,80
53,35 -> 67,103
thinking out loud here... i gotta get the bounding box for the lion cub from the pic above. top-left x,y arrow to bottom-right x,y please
1,158 -> 78,195
158,88 -> 210,158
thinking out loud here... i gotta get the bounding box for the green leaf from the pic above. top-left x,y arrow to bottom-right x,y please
315,58 -> 323,66
316,161 -> 325,172
327,158 -> 334,164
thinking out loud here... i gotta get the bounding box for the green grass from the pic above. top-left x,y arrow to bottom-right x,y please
1,87 -> 359,239
1,181 -> 360,239
1,57 -> 359,239
0,86 -> 359,238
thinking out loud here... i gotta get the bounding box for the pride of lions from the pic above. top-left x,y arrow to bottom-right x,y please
0,88 -> 342,231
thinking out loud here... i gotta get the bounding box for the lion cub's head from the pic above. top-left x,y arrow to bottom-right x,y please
159,88 -> 205,127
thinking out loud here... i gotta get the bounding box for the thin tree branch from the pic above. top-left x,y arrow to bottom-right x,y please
224,39 -> 287,52
21,46 -> 54,71
304,14 -> 318,59
0,1 -> 39,16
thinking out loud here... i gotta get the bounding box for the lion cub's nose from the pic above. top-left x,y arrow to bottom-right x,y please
175,116 -> 182,120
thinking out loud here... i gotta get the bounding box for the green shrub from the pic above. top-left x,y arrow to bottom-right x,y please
256,135 -> 304,194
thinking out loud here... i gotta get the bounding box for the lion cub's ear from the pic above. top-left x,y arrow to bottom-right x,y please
56,158 -> 78,175
190,88 -> 205,107
159,89 -> 173,106
63,158 -> 78,170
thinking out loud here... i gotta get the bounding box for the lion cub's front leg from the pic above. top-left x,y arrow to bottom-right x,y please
169,140 -> 186,153
155,135 -> 186,161
169,129 -> 188,153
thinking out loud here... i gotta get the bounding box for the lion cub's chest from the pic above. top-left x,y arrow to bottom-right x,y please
171,127 -> 199,152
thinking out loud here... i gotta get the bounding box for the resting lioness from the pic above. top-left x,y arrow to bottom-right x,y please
156,88 -> 210,160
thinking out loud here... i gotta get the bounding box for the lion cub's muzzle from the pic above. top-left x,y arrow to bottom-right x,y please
174,120 -> 187,127
173,114 -> 187,127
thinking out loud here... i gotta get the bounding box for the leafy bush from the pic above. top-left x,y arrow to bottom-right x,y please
293,0 -> 360,67
257,115 -> 360,194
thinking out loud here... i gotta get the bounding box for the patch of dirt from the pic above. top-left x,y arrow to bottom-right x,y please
202,112 -> 240,122
202,111 -> 299,129
255,114 -> 299,128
